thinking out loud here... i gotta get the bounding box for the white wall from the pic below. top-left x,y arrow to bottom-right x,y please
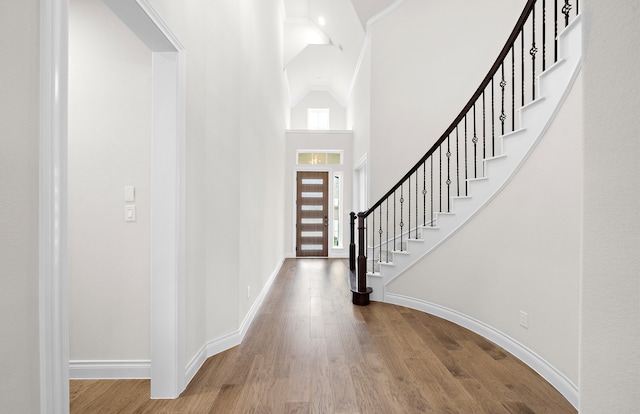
347,40 -> 371,170
285,131 -> 354,258
290,90 -> 347,130
68,0 -> 152,362
581,0 -> 640,411
368,0 -> 525,201
148,0 -> 288,366
0,0 -> 41,411
388,73 -> 583,388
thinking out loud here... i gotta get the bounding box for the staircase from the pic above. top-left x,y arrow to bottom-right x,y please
350,0 -> 582,303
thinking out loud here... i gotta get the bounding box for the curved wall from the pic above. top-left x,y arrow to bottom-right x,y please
387,73 -> 583,395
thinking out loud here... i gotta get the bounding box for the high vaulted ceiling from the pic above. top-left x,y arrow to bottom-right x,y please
283,0 -> 398,106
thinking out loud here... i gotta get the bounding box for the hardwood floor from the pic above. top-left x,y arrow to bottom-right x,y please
70,259 -> 576,413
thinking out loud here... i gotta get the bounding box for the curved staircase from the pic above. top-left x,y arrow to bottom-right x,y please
367,15 -> 582,301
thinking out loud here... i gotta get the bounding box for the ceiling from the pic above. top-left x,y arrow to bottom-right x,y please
283,0 -> 398,106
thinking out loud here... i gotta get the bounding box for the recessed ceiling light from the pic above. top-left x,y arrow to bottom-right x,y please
318,16 -> 325,26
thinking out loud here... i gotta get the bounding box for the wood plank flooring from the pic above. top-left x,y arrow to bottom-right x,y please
70,258 -> 576,413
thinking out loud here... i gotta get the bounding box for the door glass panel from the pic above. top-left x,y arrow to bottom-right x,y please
301,205 -> 323,211
301,192 -> 323,198
301,178 -> 323,185
333,173 -> 343,247
301,231 -> 323,237
301,218 -> 323,224
301,244 -> 323,251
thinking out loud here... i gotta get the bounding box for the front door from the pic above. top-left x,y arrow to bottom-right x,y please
296,171 -> 329,257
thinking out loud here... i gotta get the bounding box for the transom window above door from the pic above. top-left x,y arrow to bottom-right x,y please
297,151 -> 343,165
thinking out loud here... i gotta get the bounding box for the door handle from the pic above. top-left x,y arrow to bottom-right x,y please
324,216 -> 328,227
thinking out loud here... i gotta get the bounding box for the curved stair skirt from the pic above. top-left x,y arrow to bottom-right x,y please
367,16 -> 583,299
365,16 -> 583,409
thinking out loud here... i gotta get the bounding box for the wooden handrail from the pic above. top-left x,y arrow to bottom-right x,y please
361,0 -> 537,218
349,0 -> 580,306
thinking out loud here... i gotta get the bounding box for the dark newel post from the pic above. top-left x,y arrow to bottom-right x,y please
352,213 -> 372,306
349,212 -> 356,271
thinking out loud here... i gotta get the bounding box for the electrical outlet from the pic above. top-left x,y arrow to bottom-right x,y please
519,311 -> 528,328
247,285 -> 251,299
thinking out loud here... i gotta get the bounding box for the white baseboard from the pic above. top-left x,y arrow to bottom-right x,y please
69,360 -> 151,379
70,258 -> 287,386
183,257 -> 286,388
385,293 -> 579,410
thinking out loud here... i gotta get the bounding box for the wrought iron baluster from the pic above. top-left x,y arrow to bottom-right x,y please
456,126 -> 461,194
371,211 -> 375,272
446,135 -> 451,212
378,207 -> 382,267
521,26 -> 525,107
415,170 -> 418,234
576,0 -> 579,16
531,5 -> 537,101
399,184 -> 404,251
491,79 -> 495,156
543,0 -> 547,71
365,216 -> 369,272
386,200 -> 389,262
423,161 -> 427,226
563,0 -> 572,27
392,191 -> 396,252
408,176 -> 411,239
482,91 -> 486,175
430,156 -> 434,226
554,0 -> 558,62
511,46 -> 515,132
472,103 -> 478,179
464,115 -> 468,196
439,146 -> 442,212
500,64 -> 506,136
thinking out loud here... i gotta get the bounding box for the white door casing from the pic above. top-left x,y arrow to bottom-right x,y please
40,0 -> 186,410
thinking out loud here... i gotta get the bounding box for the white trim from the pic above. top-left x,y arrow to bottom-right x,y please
149,50 -> 186,400
239,258 -> 285,339
286,129 -> 353,134
366,0 -> 408,27
85,0 -> 187,399
346,33 -> 370,105
69,360 -> 151,380
354,153 -> 368,171
183,258 -> 286,388
39,0 -> 69,412
385,293 -> 580,409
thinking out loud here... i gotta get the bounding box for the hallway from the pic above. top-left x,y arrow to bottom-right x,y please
70,259 -> 576,413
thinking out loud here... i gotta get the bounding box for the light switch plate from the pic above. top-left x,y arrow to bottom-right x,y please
124,186 -> 135,202
125,205 -> 136,222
